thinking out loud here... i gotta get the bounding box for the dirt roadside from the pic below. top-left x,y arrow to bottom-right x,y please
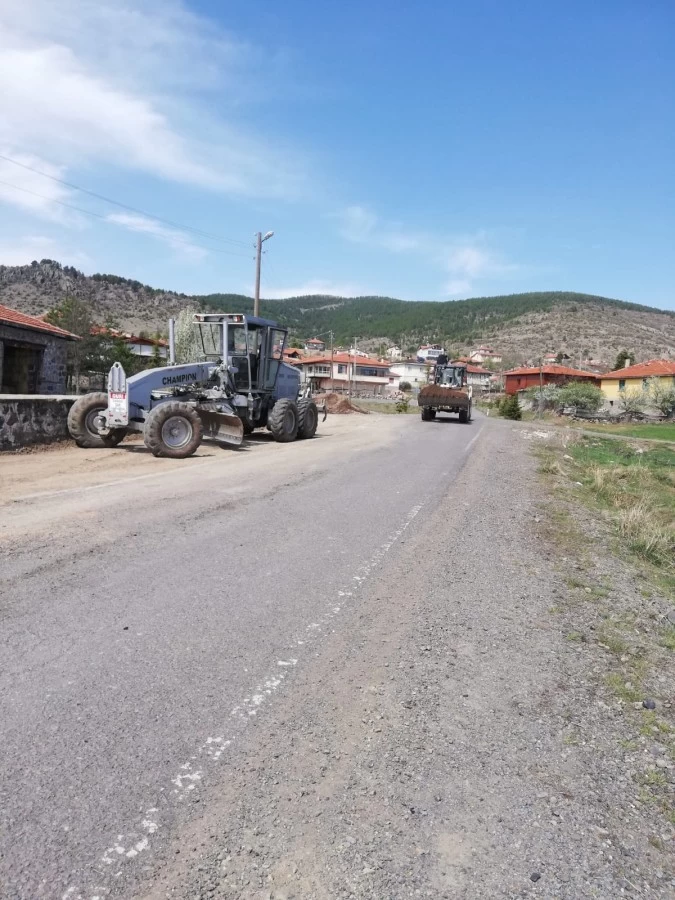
133,420 -> 673,900
0,415 -> 404,542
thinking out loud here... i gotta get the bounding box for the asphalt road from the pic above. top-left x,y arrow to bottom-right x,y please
0,412 -> 483,899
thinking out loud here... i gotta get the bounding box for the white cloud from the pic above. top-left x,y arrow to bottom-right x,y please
0,0 -> 304,198
0,235 -> 91,268
338,204 -> 520,298
444,279 -> 472,297
0,151 -> 81,224
338,205 -> 421,253
105,213 -> 207,261
263,280 -> 364,299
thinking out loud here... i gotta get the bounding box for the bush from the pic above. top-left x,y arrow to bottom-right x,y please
501,393 -> 522,420
557,382 -> 604,412
398,381 -> 412,392
395,396 -> 410,414
618,388 -> 647,415
649,378 -> 675,417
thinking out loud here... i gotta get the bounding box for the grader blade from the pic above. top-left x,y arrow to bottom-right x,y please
199,410 -> 245,447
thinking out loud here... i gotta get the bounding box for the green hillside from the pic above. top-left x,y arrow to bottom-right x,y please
195,290 -> 669,346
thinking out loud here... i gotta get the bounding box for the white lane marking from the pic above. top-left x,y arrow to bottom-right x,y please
464,424 -> 485,454
66,500 -> 424,899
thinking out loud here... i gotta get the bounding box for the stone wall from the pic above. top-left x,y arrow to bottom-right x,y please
0,323 -> 70,394
0,396 -> 76,450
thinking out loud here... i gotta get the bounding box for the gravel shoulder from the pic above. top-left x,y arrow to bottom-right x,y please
135,420 -> 674,899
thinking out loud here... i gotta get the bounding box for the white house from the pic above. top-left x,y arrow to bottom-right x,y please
469,345 -> 502,364
389,359 -> 432,390
91,326 -> 168,359
386,345 -> 403,360
461,363 -> 493,390
291,353 -> 391,395
417,344 -> 445,364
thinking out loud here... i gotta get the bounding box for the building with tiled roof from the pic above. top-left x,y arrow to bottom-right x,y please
503,363 -> 600,395
0,303 -> 79,394
600,359 -> 675,404
289,352 -> 391,394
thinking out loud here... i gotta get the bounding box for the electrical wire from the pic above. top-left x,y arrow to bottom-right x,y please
0,152 -> 252,248
0,179 -> 254,259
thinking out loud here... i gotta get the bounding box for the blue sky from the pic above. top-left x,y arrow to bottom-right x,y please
0,0 -> 673,309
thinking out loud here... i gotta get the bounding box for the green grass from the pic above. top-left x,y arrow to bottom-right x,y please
580,422 -> 675,442
567,438 -> 675,582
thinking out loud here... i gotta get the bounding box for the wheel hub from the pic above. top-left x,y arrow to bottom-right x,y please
161,416 -> 193,449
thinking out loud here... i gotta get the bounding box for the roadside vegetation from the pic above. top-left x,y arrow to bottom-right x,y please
534,431 -> 675,838
579,422 -> 675,442
569,438 -> 675,583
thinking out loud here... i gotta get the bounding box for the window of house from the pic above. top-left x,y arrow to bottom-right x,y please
642,378 -> 649,391
356,366 -> 379,377
619,379 -> 625,390
337,364 -> 346,374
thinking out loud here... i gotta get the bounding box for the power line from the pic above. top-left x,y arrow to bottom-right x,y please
0,152 -> 251,248
0,179 -> 254,259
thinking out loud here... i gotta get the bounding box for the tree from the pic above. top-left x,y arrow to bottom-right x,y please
614,349 -> 635,371
618,387 -> 647,415
399,380 -> 412,392
45,296 -> 96,390
649,378 -> 675,417
557,382 -> 604,412
174,307 -> 202,363
555,351 -> 565,364
148,333 -> 165,369
501,393 -> 522,420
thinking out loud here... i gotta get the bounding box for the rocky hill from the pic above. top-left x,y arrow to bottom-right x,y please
1,260 -> 674,368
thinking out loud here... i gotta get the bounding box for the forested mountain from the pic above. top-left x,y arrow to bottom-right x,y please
1,260 -> 674,367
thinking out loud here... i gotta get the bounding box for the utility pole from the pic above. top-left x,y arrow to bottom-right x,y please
253,231 -> 274,317
329,330 -> 334,393
538,356 -> 544,418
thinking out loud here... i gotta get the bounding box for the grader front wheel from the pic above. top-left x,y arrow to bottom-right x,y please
144,402 -> 203,458
268,398 -> 299,442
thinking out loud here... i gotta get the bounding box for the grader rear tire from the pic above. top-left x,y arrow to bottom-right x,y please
144,402 -> 203,458
67,392 -> 126,448
296,399 -> 318,439
268,398 -> 299,442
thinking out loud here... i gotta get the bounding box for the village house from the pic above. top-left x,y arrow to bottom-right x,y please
460,363 -> 493,390
600,359 -> 675,405
389,359 -> 431,389
304,337 -> 326,353
416,344 -> 445,364
386,345 -> 403,360
503,363 -> 600,395
0,303 -> 79,394
290,353 -> 390,395
90,326 -> 168,359
469,345 -> 502,364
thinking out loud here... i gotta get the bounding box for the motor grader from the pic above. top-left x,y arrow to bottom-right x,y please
417,358 -> 472,423
67,312 -> 320,458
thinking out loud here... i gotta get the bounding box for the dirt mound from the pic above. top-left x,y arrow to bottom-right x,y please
314,393 -> 369,415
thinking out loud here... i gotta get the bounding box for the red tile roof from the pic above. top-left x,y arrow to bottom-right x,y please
602,359 -> 675,379
0,303 -> 79,340
504,363 -> 599,378
290,353 -> 390,369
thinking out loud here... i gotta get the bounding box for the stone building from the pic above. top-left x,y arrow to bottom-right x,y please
0,303 -> 79,394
